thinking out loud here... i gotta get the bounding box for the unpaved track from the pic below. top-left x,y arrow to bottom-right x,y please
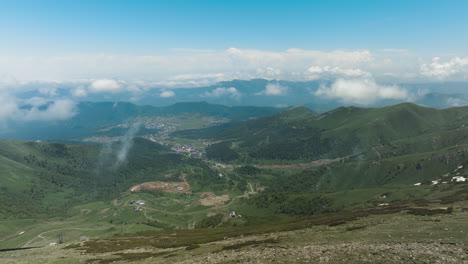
253,156 -> 351,169
22,227 -> 109,247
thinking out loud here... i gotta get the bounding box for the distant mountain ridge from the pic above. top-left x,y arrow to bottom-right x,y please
12,79 -> 468,112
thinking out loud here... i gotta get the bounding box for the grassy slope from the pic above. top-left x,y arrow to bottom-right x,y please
0,138 -> 252,249
2,197 -> 467,263
175,103 -> 468,167
0,138 -> 223,219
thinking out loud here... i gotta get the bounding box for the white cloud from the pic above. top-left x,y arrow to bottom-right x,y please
421,57 -> 468,79
446,97 -> 467,107
315,78 -> 409,105
160,90 -> 175,98
89,79 -> 122,93
202,87 -> 241,100
0,48 -> 381,84
23,97 -> 49,107
38,86 -> 58,96
306,66 -> 371,80
257,83 -> 288,96
0,91 -> 77,122
72,87 -> 88,97
20,99 -> 77,121
162,73 -> 229,88
2,48 -> 468,97
255,67 -> 282,80
0,93 -> 18,121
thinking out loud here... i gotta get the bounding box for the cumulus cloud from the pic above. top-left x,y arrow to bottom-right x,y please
89,79 -> 122,93
0,92 -> 77,122
306,66 -> 371,80
202,87 -> 241,100
160,73 -> 229,88
421,57 -> 468,79
255,67 -> 282,79
20,99 -> 77,121
256,83 -> 288,96
3,48 -> 468,101
160,90 -> 175,98
315,78 -> 409,105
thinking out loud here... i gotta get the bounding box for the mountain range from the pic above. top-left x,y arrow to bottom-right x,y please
13,79 -> 468,112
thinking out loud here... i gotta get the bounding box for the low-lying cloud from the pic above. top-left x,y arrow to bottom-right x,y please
21,99 -> 77,121
256,83 -> 288,96
0,93 -> 77,122
315,78 -> 409,105
421,56 -> 468,80
306,66 -> 371,80
116,123 -> 141,166
202,87 -> 241,100
89,79 -> 122,93
160,90 -> 175,98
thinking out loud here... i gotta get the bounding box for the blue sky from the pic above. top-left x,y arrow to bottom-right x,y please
1,0 -> 467,55
1,0 -> 468,115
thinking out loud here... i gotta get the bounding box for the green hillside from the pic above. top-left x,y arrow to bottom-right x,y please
170,103 -> 468,214
0,138 -> 224,219
175,103 -> 468,162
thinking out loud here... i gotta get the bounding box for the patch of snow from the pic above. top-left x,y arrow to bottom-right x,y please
18,231 -> 25,235
432,180 -> 440,185
414,183 -> 422,186
452,176 -> 466,182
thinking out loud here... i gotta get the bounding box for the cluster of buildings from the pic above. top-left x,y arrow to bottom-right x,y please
129,199 -> 146,211
81,117 -> 229,159
172,143 -> 206,158
140,118 -> 177,132
82,136 -> 122,144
